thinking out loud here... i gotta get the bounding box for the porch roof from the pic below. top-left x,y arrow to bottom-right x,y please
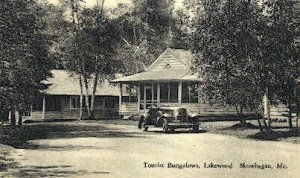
111,69 -> 201,83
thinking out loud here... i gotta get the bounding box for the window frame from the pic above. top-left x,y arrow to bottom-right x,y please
69,96 -> 80,109
160,82 -> 179,103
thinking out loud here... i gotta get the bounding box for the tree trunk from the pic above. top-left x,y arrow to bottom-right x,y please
18,110 -> 22,126
296,100 -> 299,130
255,109 -> 263,132
296,116 -> 299,131
10,107 -> 16,127
240,105 -> 246,124
288,100 -> 293,129
78,74 -> 84,120
90,70 -> 99,120
236,105 -> 246,124
263,93 -> 271,133
262,116 -> 269,132
265,91 -> 272,129
83,75 -> 91,119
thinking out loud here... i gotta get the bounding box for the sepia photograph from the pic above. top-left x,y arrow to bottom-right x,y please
0,0 -> 299,177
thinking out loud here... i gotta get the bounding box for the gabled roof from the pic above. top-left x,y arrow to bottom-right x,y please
112,48 -> 200,83
44,70 -> 121,96
146,48 -> 193,71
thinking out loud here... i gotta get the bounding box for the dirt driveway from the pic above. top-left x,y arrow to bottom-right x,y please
2,122 -> 300,178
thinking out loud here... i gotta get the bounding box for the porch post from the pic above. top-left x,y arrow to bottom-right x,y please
42,96 -> 46,120
143,84 -> 146,110
30,104 -> 33,117
197,90 -> 201,103
157,83 -> 160,106
137,83 -> 140,112
151,83 -> 153,102
178,82 -> 182,105
8,111 -> 11,124
119,83 -> 123,113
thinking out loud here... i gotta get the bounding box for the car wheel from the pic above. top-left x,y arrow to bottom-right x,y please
192,125 -> 199,133
163,119 -> 169,133
170,127 -> 175,133
141,120 -> 148,131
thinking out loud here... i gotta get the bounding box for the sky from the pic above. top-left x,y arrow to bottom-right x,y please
48,0 -> 183,8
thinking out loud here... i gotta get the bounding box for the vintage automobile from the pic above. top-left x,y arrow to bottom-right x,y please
138,107 -> 200,133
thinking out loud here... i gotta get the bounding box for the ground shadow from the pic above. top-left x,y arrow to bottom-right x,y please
4,165 -> 109,178
0,122 -> 146,149
149,129 -> 207,134
222,122 -> 259,130
247,129 -> 300,142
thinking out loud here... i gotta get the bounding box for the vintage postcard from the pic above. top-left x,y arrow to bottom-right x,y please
0,0 -> 299,178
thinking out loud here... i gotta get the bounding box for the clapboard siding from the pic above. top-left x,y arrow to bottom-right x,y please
266,105 -> 296,119
120,102 -> 138,116
31,112 -> 43,120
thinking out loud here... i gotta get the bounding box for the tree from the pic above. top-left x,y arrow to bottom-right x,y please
170,7 -> 192,49
262,0 -> 300,129
0,0 -> 53,126
57,0 -> 86,119
114,0 -> 176,75
192,0 -> 266,126
75,5 -> 121,119
56,0 -> 122,119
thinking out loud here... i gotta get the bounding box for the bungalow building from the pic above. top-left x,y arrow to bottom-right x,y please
30,70 -> 124,120
112,48 -> 241,118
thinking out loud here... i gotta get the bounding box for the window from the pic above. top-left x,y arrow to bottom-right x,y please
140,85 -> 144,101
129,85 -> 138,102
182,83 -> 198,103
160,83 -> 178,103
170,83 -> 178,103
153,83 -> 157,102
70,97 -> 80,109
104,97 -> 118,108
94,98 -> 105,108
46,96 -> 61,111
160,83 -> 169,102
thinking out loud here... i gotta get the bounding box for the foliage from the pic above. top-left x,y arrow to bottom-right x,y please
0,0 -> 53,126
192,0 -> 300,129
114,0 -> 176,74
170,7 -> 192,49
192,0 -> 265,123
262,0 -> 300,128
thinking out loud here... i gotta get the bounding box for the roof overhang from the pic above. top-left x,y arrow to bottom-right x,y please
111,70 -> 202,84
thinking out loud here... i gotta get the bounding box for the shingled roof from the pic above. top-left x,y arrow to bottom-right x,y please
112,48 -> 199,83
44,70 -> 120,96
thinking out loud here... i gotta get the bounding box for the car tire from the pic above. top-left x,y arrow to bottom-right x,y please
163,119 -> 169,133
170,127 -> 175,133
192,125 -> 199,133
141,120 -> 148,131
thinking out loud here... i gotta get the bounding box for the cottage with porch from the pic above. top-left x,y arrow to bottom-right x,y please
112,48 -> 239,118
30,70 -> 124,120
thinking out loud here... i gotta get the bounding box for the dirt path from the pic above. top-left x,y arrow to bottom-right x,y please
2,123 -> 300,178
